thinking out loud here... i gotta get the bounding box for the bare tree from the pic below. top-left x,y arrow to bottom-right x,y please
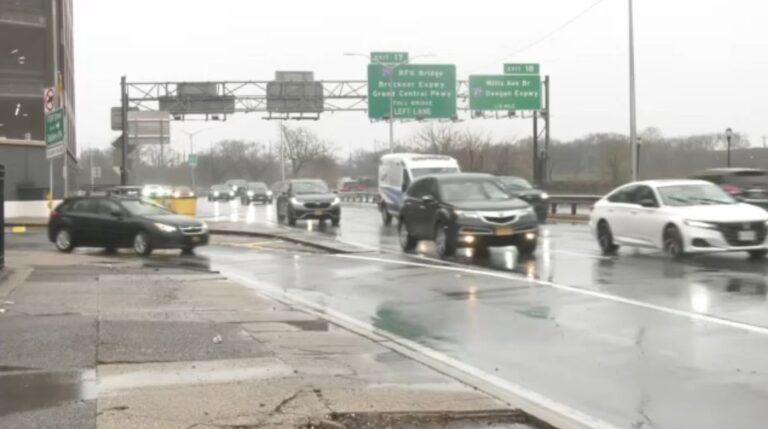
456,129 -> 492,171
279,123 -> 334,176
411,124 -> 461,154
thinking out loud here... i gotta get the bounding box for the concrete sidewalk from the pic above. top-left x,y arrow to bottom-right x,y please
0,247 -> 537,428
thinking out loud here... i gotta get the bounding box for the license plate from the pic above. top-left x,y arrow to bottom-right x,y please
739,230 -> 757,241
314,210 -> 323,216
191,236 -> 201,243
496,226 -> 514,236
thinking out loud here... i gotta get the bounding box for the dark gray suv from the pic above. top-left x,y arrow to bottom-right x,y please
275,179 -> 341,226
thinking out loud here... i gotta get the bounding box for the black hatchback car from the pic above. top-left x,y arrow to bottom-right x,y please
48,197 -> 209,256
398,173 -> 539,258
497,176 -> 549,222
275,179 -> 341,226
241,181 -> 273,205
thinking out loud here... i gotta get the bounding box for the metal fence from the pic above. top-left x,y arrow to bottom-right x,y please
338,191 -> 602,217
1,164 -> 5,270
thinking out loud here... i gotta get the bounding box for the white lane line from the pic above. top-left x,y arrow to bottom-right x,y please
335,254 -> 768,337
551,249 -> 611,260
223,269 -> 617,429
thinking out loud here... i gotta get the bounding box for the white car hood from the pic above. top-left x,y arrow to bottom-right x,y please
667,203 -> 768,223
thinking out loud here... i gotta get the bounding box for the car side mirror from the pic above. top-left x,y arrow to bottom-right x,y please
639,198 -> 658,208
111,208 -> 125,218
422,195 -> 436,204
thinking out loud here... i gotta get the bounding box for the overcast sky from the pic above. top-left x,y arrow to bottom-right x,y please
74,0 -> 768,156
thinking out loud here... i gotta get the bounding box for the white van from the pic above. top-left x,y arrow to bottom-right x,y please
378,153 -> 461,225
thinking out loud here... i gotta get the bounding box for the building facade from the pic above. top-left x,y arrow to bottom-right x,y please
0,0 -> 76,201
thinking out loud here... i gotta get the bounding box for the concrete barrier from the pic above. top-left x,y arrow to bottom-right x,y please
3,200 -> 61,219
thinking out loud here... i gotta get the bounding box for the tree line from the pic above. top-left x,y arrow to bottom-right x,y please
77,123 -> 764,193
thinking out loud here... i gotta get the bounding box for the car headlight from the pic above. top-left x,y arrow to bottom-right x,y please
154,223 -> 177,233
229,191 -> 235,196
685,220 -> 717,229
540,192 -> 549,200
213,191 -> 220,197
454,210 -> 480,219
199,221 -> 208,232
267,191 -> 273,197
247,191 -> 255,197
190,192 -> 195,197
142,189 -> 151,196
290,197 -> 301,206
332,197 -> 341,205
173,192 -> 181,198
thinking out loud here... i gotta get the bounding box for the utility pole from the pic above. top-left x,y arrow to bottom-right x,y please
388,68 -> 395,153
628,0 -> 638,182
279,121 -> 286,182
120,76 -> 129,185
49,0 -> 57,199
180,128 -> 209,189
532,111 -> 539,186
543,75 -> 551,186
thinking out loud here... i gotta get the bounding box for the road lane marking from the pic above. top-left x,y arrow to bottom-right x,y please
335,254 -> 768,337
222,268 -> 617,429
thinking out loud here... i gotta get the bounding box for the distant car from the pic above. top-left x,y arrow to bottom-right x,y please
497,176 -> 549,222
398,173 -> 539,258
337,178 -> 362,193
590,180 -> 768,259
142,184 -> 171,198
225,179 -> 248,197
172,186 -> 195,198
691,168 -> 768,210
275,179 -> 341,226
208,184 -> 235,202
242,182 -> 272,205
107,186 -> 143,198
48,197 -> 209,256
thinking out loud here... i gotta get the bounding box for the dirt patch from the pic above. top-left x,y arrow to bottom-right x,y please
301,410 -> 549,429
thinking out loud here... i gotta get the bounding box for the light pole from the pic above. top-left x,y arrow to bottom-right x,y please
179,128 -> 210,188
725,127 -> 733,167
344,52 -> 435,153
628,0 -> 638,182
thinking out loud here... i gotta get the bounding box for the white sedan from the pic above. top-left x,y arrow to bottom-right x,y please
590,180 -> 768,259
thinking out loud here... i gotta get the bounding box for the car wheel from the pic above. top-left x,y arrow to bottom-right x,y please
516,237 -> 538,256
434,222 -> 456,258
54,228 -> 75,253
381,204 -> 393,226
331,217 -> 340,227
181,246 -> 195,256
133,231 -> 153,257
663,225 -> 685,260
287,209 -> 297,227
748,249 -> 768,260
597,221 -> 619,255
398,218 -> 417,251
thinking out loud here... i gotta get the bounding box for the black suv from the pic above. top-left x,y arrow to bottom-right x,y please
208,184 -> 235,202
241,182 -> 272,205
275,179 -> 341,226
48,197 -> 209,256
398,173 -> 539,258
691,168 -> 768,209
497,176 -> 549,222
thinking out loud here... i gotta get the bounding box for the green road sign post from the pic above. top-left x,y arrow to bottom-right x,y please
504,63 -> 540,75
469,75 -> 542,111
367,64 -> 456,120
45,108 -> 66,159
188,153 -> 198,167
370,52 -> 408,65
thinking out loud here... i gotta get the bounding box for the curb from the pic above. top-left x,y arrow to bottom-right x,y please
209,228 -> 356,254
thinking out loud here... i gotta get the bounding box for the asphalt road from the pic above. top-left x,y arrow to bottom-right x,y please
192,198 -> 768,428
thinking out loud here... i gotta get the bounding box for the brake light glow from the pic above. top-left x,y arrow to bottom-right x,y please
721,184 -> 742,195
50,211 -> 60,219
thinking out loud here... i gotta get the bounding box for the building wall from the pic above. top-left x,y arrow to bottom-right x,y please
0,0 -> 76,202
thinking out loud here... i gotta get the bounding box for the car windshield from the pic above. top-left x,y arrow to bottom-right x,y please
500,177 -> 532,190
248,183 -> 267,190
212,185 -> 230,191
121,199 -> 173,216
293,181 -> 329,194
658,184 -> 737,206
411,167 -> 459,178
440,179 -> 511,203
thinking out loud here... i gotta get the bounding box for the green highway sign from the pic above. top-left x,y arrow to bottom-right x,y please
45,108 -> 65,146
367,64 -> 456,120
188,153 -> 198,167
469,75 -> 542,111
504,63 -> 540,75
370,51 -> 408,65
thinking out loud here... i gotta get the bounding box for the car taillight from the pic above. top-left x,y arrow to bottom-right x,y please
50,211 -> 60,219
721,184 -> 742,195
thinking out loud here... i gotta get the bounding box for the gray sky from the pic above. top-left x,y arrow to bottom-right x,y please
74,0 -> 768,156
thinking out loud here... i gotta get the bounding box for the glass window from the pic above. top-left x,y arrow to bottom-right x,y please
95,200 -> 122,215
632,186 -> 658,206
121,199 -> 173,216
406,178 -> 432,198
500,176 -> 532,190
410,167 -> 459,179
439,179 -> 510,203
657,184 -> 736,206
71,199 -> 97,213
291,181 -> 329,195
607,186 -> 637,203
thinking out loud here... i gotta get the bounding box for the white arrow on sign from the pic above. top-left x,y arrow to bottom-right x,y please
43,87 -> 55,113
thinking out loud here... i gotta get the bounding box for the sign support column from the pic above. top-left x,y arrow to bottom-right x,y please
533,111 -> 539,186
120,76 -> 129,185
544,75 -> 551,185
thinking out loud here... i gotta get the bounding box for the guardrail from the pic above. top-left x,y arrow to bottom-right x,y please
339,191 -> 603,218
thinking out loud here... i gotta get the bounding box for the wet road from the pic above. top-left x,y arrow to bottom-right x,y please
194,199 -> 768,427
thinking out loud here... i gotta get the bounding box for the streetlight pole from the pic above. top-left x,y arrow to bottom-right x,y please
179,128 -> 209,189
628,0 -> 638,182
344,52 -> 435,153
726,127 -> 733,167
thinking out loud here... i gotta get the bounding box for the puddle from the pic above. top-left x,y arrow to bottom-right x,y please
0,370 -> 97,416
307,410 -> 545,429
284,319 -> 330,331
